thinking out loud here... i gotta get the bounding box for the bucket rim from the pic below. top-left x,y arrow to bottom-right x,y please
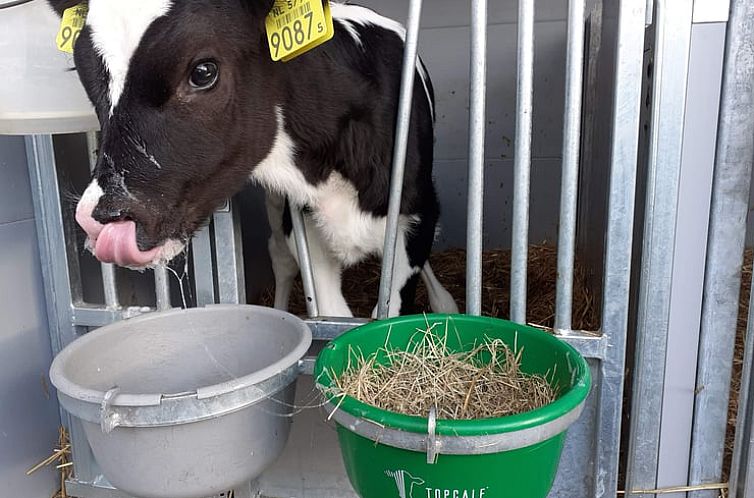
49,304 -> 311,412
314,313 -> 592,438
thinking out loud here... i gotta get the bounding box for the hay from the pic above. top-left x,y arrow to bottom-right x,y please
325,318 -> 558,420
26,427 -> 71,498
262,244 -> 600,331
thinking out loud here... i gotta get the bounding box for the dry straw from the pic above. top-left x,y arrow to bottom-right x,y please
326,318 -> 558,420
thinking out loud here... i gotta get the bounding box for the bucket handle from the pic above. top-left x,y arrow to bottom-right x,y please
427,406 -> 438,464
100,386 -> 121,434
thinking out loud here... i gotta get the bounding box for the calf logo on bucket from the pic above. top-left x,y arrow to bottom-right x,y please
385,469 -> 490,498
385,470 -> 425,498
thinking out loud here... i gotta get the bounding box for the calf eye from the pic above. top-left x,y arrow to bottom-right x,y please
189,61 -> 219,90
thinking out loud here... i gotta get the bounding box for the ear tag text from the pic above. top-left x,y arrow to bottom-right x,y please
266,0 -> 335,62
56,3 -> 88,54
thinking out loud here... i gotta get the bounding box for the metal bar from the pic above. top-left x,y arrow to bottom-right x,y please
376,0 -> 424,319
71,304 -> 151,327
26,135 -> 99,484
464,0 -> 488,316
213,200 -> 246,304
624,0 -> 693,495
192,223 -> 216,307
594,0 -> 648,495
510,0 -> 535,324
85,131 -> 120,309
305,317 -> 368,341
290,207 -> 320,318
731,260 -> 754,497
690,0 -> 754,494
554,0 -> 586,332
153,266 -> 171,310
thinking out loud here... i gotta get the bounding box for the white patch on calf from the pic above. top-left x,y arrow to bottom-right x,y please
330,2 -> 434,120
87,0 -> 173,115
251,107 -> 319,207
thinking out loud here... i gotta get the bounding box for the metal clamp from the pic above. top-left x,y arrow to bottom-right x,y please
427,405 -> 438,464
100,386 -> 121,434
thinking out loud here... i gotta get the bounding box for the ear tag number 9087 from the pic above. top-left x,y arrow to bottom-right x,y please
56,3 -> 88,54
266,0 -> 335,62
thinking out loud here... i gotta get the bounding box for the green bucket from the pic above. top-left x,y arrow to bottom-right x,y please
314,314 -> 591,498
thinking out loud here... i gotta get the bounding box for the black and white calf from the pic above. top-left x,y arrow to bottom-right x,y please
48,0 -> 458,317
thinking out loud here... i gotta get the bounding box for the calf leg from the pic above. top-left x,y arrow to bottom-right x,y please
265,193 -> 298,311
421,262 -> 459,313
372,228 -> 422,318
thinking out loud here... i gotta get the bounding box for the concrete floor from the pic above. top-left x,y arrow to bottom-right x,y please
257,376 -> 358,498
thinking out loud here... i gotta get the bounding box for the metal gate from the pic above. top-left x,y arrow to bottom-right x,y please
21,0 -> 754,497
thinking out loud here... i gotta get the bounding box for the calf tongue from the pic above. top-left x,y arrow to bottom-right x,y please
95,221 -> 160,267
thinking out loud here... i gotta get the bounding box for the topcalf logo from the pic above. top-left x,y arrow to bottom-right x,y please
385,470 -> 425,498
385,469 -> 490,498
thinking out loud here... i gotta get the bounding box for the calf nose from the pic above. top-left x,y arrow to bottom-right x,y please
75,180 -> 105,241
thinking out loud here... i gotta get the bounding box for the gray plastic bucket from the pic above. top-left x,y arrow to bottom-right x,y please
49,305 -> 312,498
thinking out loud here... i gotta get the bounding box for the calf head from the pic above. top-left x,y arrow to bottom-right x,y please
48,0 -> 279,267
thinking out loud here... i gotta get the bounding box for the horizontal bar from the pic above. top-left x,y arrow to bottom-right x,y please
66,480 -> 130,498
305,317 -> 368,341
71,304 -> 152,328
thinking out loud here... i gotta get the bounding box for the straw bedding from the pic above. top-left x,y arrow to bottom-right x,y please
326,319 -> 558,420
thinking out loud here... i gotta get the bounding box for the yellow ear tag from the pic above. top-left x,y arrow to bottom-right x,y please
266,0 -> 335,62
56,3 -> 88,54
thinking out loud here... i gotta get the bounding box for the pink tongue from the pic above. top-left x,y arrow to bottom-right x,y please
94,221 -> 160,267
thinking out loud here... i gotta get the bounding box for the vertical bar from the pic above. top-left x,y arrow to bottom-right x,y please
26,135 -> 99,484
624,0 -> 693,495
290,208 -> 319,318
213,200 -> 246,304
85,131 -> 119,309
153,266 -> 171,310
731,272 -> 754,497
594,0 -> 647,495
554,0 -> 586,332
465,0 -> 488,317
690,0 -> 754,494
376,0 -> 424,319
510,0 -> 535,324
192,224 -> 216,306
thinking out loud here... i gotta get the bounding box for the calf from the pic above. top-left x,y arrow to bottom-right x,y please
48,0 -> 458,317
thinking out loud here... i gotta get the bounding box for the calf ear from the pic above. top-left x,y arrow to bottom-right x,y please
244,0 -> 275,19
47,0 -> 82,16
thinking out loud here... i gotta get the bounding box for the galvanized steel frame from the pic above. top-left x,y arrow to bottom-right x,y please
27,0 -> 652,497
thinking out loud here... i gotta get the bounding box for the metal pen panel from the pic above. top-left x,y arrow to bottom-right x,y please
290,207 -> 320,318
731,260 -> 754,497
510,0 -> 535,324
554,0 -> 586,332
465,0 -> 488,317
624,0 -> 693,495
214,201 -> 246,305
376,0 -> 423,319
85,131 -> 119,309
690,0 -> 754,495
153,266 -> 171,310
192,224 -> 216,307
26,135 -> 100,484
594,0 -> 647,495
